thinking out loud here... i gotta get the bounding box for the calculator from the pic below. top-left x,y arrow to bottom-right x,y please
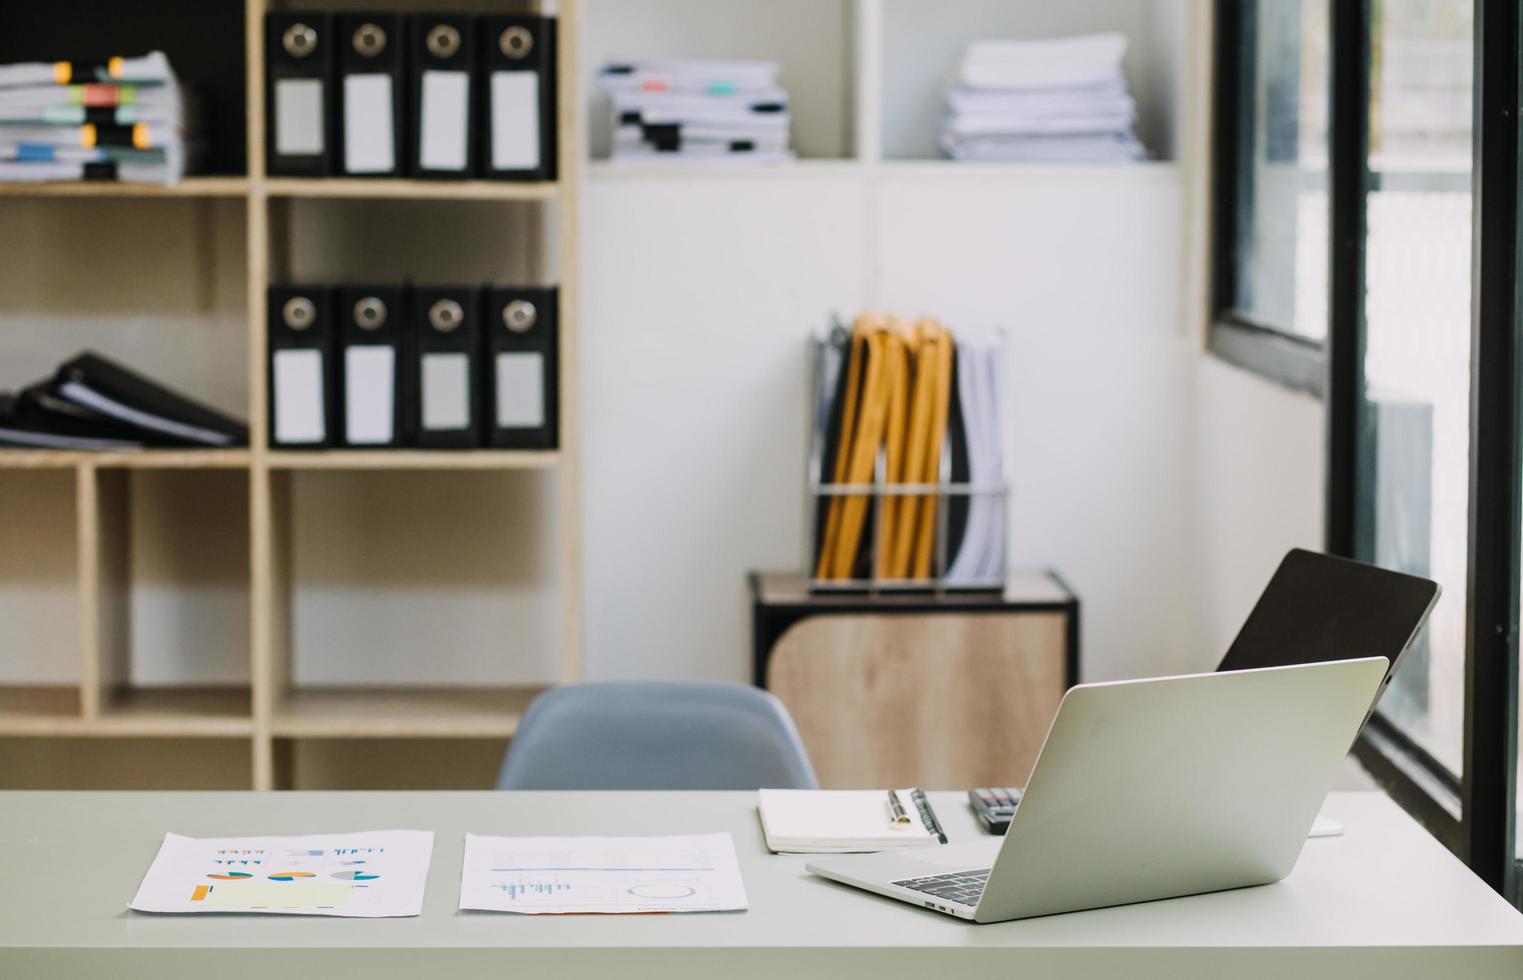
968,787 -> 1024,834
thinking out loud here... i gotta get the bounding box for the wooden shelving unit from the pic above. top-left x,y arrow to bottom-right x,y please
0,0 -> 582,789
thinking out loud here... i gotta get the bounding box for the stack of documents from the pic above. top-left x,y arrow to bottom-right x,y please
0,51 -> 198,184
758,789 -> 946,854
812,314 -> 1006,587
0,351 -> 248,450
941,33 -> 1146,163
599,59 -> 793,163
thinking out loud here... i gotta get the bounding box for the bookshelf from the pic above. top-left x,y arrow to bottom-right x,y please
0,0 -> 582,789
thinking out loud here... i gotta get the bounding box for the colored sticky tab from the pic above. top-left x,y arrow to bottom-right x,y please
82,84 -> 117,107
108,56 -> 124,78
80,124 -> 96,148
65,86 -> 83,106
131,123 -> 149,149
707,81 -> 737,95
119,85 -> 136,106
16,144 -> 54,162
53,61 -> 70,84
641,79 -> 667,92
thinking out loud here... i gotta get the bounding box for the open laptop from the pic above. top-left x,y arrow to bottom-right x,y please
807,658 -> 1388,922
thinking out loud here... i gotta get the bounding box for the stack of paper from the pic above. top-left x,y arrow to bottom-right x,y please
0,351 -> 248,450
941,33 -> 1146,163
0,51 -> 198,184
944,330 -> 1006,585
599,59 -> 793,163
758,789 -> 943,854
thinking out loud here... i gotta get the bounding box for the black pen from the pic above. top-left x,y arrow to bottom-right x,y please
912,788 -> 948,844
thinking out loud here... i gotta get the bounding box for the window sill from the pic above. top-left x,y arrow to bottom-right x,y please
1208,317 -> 1327,398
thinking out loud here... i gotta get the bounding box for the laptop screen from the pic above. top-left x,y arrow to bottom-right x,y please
1216,549 -> 1440,684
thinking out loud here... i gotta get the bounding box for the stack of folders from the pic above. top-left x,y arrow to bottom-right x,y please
598,59 -> 793,163
941,33 -> 1146,163
0,52 -> 199,184
757,789 -> 947,854
0,352 -> 248,450
269,283 -> 558,450
265,12 -> 556,179
812,315 -> 1006,588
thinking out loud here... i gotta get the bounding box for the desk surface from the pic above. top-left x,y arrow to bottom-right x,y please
3,790 -> 1521,979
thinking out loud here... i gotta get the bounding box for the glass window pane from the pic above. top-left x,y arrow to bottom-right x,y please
1362,0 -> 1473,775
1231,0 -> 1330,338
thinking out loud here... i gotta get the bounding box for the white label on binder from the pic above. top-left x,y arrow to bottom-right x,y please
419,70 -> 469,171
274,79 -> 325,156
273,349 -> 325,444
343,74 -> 395,173
489,71 -> 540,170
422,352 -> 470,431
345,346 -> 395,444
495,352 -> 544,427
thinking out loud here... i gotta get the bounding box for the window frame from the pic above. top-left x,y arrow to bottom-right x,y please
1211,0 -> 1523,902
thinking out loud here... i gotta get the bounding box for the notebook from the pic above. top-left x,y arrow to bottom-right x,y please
758,788 -> 946,854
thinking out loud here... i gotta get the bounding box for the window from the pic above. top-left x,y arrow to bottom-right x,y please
1213,0 -> 1522,903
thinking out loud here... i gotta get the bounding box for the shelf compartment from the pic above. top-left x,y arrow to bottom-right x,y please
264,450 -> 560,471
0,686 -> 82,736
264,178 -> 557,202
273,736 -> 511,790
95,686 -> 252,737
271,686 -> 544,739
0,736 -> 251,789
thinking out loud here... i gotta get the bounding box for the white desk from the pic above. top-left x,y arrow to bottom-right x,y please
2,790 -> 1521,979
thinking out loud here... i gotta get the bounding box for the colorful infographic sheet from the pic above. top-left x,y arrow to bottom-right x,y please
458,833 -> 749,914
130,830 -> 434,917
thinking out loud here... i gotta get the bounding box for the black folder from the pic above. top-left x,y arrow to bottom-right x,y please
407,286 -> 481,447
336,13 -> 404,177
484,285 -> 557,449
0,390 -> 143,451
337,286 -> 403,447
480,15 -> 556,181
408,14 -> 477,179
268,285 -> 337,449
265,12 -> 335,177
48,352 -> 248,447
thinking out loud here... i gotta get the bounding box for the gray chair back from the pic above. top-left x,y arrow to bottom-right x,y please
496,681 -> 819,790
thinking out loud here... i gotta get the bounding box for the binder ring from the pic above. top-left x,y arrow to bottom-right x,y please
428,299 -> 463,332
499,26 -> 533,60
426,24 -> 461,59
353,23 -> 387,57
354,296 -> 388,330
282,23 -> 318,59
282,296 -> 316,331
503,299 -> 537,332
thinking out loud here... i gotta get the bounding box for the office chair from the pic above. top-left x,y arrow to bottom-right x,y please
496,681 -> 820,790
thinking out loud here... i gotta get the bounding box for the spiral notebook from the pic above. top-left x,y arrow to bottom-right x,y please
757,788 -> 947,854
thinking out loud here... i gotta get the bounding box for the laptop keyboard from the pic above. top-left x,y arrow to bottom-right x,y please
892,868 -> 991,907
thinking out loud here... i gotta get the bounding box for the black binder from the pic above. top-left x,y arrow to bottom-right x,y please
408,14 -> 477,178
407,286 -> 481,447
484,285 -> 557,448
265,12 -> 334,176
337,286 -> 403,447
336,13 -> 404,177
268,285 -> 337,448
48,352 -> 249,447
480,15 -> 556,181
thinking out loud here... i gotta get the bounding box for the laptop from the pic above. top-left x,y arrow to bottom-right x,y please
1216,549 -> 1440,704
806,658 -> 1388,922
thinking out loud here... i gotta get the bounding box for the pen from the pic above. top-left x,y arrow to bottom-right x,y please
912,788 -> 949,844
887,790 -> 911,825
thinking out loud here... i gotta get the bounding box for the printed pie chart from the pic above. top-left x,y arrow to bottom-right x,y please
627,883 -> 697,899
330,871 -> 380,881
267,871 -> 317,881
207,872 -> 253,880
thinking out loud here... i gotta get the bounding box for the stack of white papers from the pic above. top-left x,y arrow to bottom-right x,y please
129,830 -> 435,917
459,833 -> 749,913
945,329 -> 1006,585
758,789 -> 943,854
0,51 -> 194,184
942,33 -> 1146,163
600,59 -> 794,164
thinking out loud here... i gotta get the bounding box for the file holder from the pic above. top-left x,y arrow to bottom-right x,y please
806,329 -> 1008,595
